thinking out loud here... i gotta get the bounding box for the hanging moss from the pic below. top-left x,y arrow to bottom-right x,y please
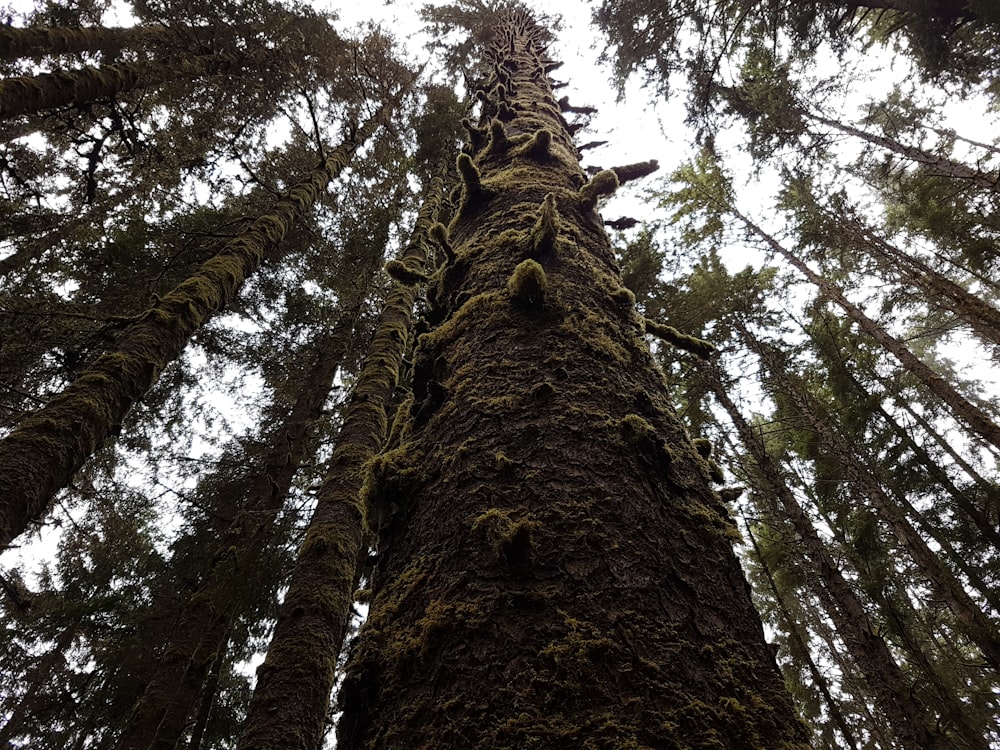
516,128 -> 553,160
528,193 -> 560,258
430,222 -> 456,264
577,169 -> 619,209
336,8 -> 810,749
507,259 -> 547,313
385,259 -> 429,285
472,507 -> 539,564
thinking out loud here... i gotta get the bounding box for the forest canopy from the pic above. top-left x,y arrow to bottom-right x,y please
0,0 -> 998,748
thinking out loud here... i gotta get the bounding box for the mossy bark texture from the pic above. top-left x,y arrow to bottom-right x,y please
117,315 -> 360,750
0,24 -> 177,61
0,123 -> 375,550
335,9 -> 809,750
0,50 -> 256,119
236,175 -> 445,750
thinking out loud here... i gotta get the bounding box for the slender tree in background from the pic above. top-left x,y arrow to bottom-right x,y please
237,161 -> 451,750
333,5 -> 806,748
4,0 -> 1000,746
116,308 -> 363,750
0,108 -> 397,549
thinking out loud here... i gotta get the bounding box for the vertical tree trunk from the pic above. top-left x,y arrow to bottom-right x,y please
184,634 -> 228,750
116,310 -> 362,750
0,50 -> 266,119
236,172 -> 445,750
706,363 -> 954,749
0,115 -> 382,549
335,8 -> 807,749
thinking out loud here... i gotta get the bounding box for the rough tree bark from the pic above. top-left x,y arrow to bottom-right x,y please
0,50 -> 265,119
335,8 -> 808,749
0,24 -> 184,61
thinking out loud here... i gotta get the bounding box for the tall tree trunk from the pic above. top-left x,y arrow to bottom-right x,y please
706,363 -> 955,749
740,516 -> 861,750
0,50 -> 260,119
116,311 -> 362,750
236,170 -> 445,750
743,326 -> 1000,673
0,114 -> 383,549
724,204 -> 1000,452
335,8 -> 807,749
803,110 -> 1000,192
0,24 -> 183,61
184,633 -> 228,750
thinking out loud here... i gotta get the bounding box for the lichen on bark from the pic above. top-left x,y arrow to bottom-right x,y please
335,6 -> 809,750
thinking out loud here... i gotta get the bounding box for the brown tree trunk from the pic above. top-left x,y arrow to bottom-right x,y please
335,8 -> 808,749
707,363 -> 955,749
116,312 -> 362,750
0,24 -> 181,61
184,633 -> 228,750
744,327 -> 1000,674
0,116 -> 382,549
236,171 -> 446,750
0,50 -> 259,119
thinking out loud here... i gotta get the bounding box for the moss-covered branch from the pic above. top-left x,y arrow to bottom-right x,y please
0,50 -> 261,119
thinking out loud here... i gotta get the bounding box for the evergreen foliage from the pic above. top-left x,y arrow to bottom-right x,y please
1,0 -> 998,748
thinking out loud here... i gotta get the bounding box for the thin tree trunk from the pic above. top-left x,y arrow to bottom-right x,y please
723,204 -> 1000,452
707,363 -> 954,749
116,312 -> 361,750
335,8 -> 808,749
0,114 -> 383,549
236,170 -> 445,750
184,633 -> 228,750
804,111 -> 1000,192
744,326 -> 1000,673
831,211 -> 1000,350
0,50 -> 259,119
741,515 -> 862,750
